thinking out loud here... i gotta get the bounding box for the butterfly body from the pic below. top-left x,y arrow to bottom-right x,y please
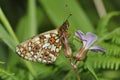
16,20 -> 69,63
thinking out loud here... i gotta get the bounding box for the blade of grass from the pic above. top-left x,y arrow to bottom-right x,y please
0,24 -> 16,51
0,8 -> 19,44
93,0 -> 107,18
27,0 -> 37,37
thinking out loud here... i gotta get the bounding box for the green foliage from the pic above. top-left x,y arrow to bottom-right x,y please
84,11 -> 120,79
40,0 -> 94,32
0,24 -> 16,51
0,68 -> 17,80
0,0 -> 120,80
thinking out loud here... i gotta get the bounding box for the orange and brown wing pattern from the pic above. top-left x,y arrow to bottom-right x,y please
16,30 -> 62,63
16,19 -> 70,63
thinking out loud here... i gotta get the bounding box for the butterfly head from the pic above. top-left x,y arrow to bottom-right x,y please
59,20 -> 69,33
58,14 -> 72,37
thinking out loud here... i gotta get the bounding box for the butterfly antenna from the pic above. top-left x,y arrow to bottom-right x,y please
62,13 -> 72,27
65,13 -> 72,21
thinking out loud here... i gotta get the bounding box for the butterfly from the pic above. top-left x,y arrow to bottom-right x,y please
16,15 -> 71,63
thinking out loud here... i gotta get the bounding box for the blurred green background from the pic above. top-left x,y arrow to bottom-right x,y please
0,0 -> 120,80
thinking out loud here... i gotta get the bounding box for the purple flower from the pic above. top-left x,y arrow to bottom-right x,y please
75,30 -> 106,61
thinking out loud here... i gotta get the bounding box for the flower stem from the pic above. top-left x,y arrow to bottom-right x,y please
69,59 -> 80,80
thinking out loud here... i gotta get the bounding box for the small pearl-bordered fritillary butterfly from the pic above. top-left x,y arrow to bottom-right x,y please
16,14 -> 71,63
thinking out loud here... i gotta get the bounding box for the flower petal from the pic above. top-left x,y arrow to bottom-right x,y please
84,32 -> 98,48
75,30 -> 85,40
89,46 -> 106,53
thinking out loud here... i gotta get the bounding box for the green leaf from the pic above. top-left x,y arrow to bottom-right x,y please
16,8 -> 44,42
16,15 -> 29,41
39,0 -> 94,32
97,11 -> 120,36
85,62 -> 98,80
0,68 -> 18,80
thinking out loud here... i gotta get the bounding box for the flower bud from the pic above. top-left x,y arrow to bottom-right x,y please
76,47 -> 88,61
64,44 -> 72,58
62,33 -> 72,58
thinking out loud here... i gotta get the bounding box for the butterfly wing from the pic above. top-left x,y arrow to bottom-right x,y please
16,29 -> 62,63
